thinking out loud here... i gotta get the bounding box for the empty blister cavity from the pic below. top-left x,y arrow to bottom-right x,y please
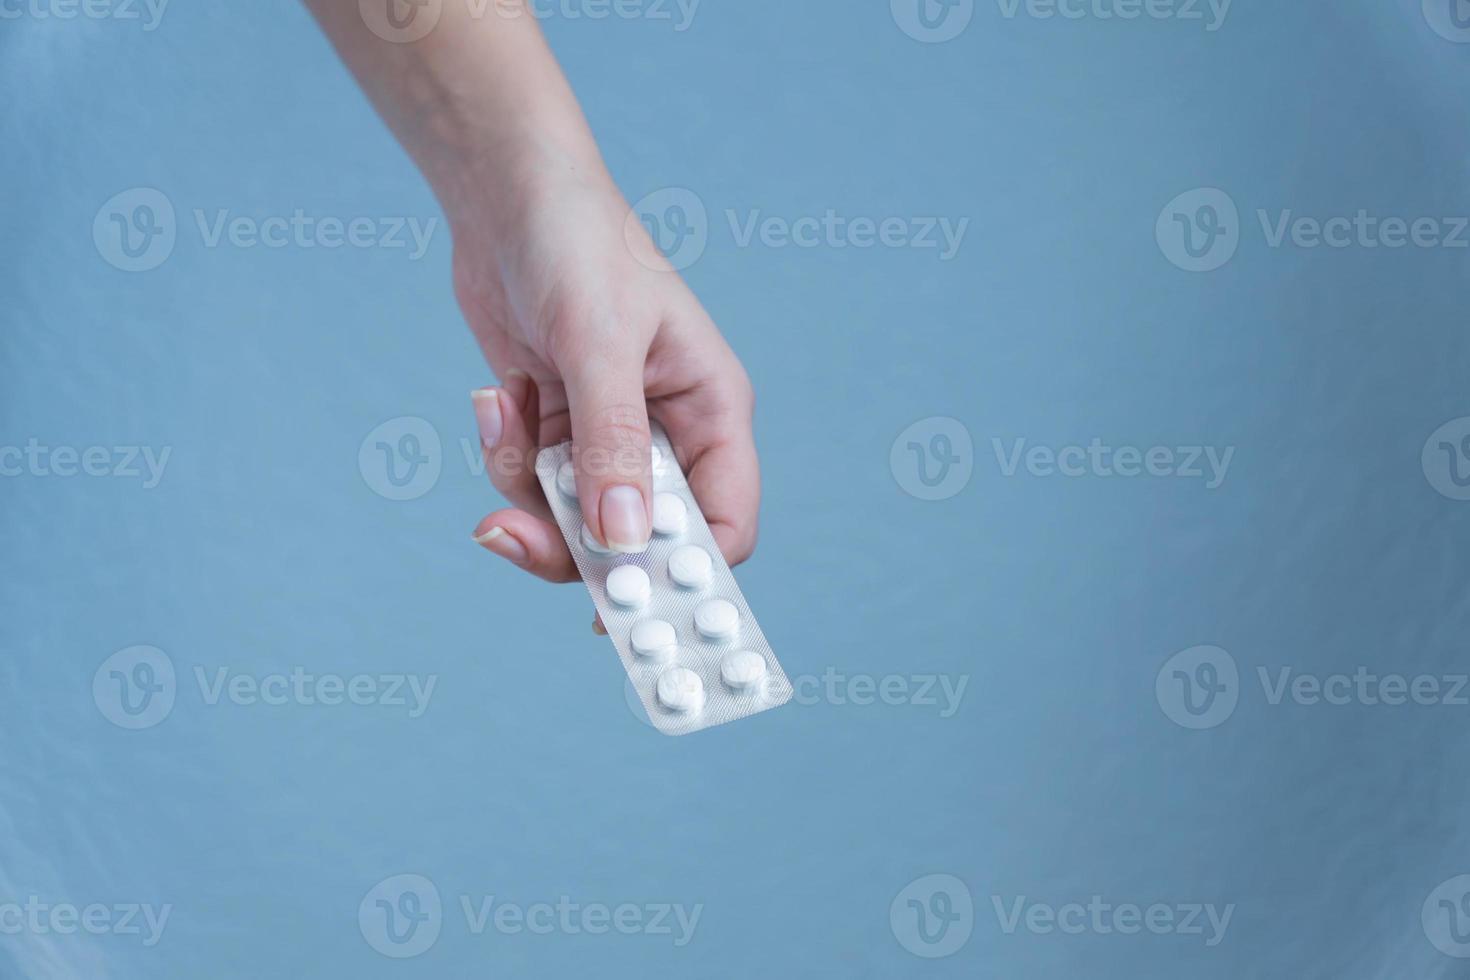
581,524 -> 613,556
721,651 -> 767,692
606,565 -> 651,608
695,598 -> 740,640
556,461 -> 578,500
631,618 -> 677,661
652,492 -> 688,536
657,667 -> 705,713
668,544 -> 712,589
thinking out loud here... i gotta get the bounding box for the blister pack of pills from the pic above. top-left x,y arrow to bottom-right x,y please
535,426 -> 792,736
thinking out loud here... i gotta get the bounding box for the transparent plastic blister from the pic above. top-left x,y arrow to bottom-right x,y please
535,426 -> 792,736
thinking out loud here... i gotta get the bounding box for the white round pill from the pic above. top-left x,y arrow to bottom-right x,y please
651,492 -> 688,536
630,618 -> 677,661
668,544 -> 712,588
656,666 -> 705,712
721,651 -> 767,691
556,461 -> 577,499
605,565 -> 651,607
694,598 -> 740,640
580,523 -> 613,556
651,444 -> 664,472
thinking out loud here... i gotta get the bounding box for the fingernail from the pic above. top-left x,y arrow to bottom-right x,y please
471,388 -> 502,449
600,485 -> 650,553
473,526 -> 528,565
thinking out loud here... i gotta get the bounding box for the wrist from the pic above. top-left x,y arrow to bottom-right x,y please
440,131 -> 606,229
440,132 -> 615,246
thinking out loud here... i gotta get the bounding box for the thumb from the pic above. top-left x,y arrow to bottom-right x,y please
562,356 -> 653,553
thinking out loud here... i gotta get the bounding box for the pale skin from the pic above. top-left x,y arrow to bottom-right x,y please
303,1 -> 759,597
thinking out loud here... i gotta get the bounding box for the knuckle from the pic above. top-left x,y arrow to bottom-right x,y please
587,404 -> 649,448
485,445 -> 532,490
574,407 -> 651,484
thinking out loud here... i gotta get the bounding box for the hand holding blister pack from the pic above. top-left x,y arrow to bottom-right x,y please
536,426 -> 792,735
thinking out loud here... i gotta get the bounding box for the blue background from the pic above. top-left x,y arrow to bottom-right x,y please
4,0 -> 1470,976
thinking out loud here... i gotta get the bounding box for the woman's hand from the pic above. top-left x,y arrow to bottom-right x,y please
461,162 -> 759,581
300,0 -> 761,584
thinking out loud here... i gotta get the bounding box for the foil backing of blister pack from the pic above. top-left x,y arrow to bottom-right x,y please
535,425 -> 792,735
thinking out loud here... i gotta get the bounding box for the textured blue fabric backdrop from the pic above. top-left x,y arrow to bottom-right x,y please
3,1 -> 1470,976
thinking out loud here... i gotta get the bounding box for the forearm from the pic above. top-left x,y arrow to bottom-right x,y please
302,0 -> 606,222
